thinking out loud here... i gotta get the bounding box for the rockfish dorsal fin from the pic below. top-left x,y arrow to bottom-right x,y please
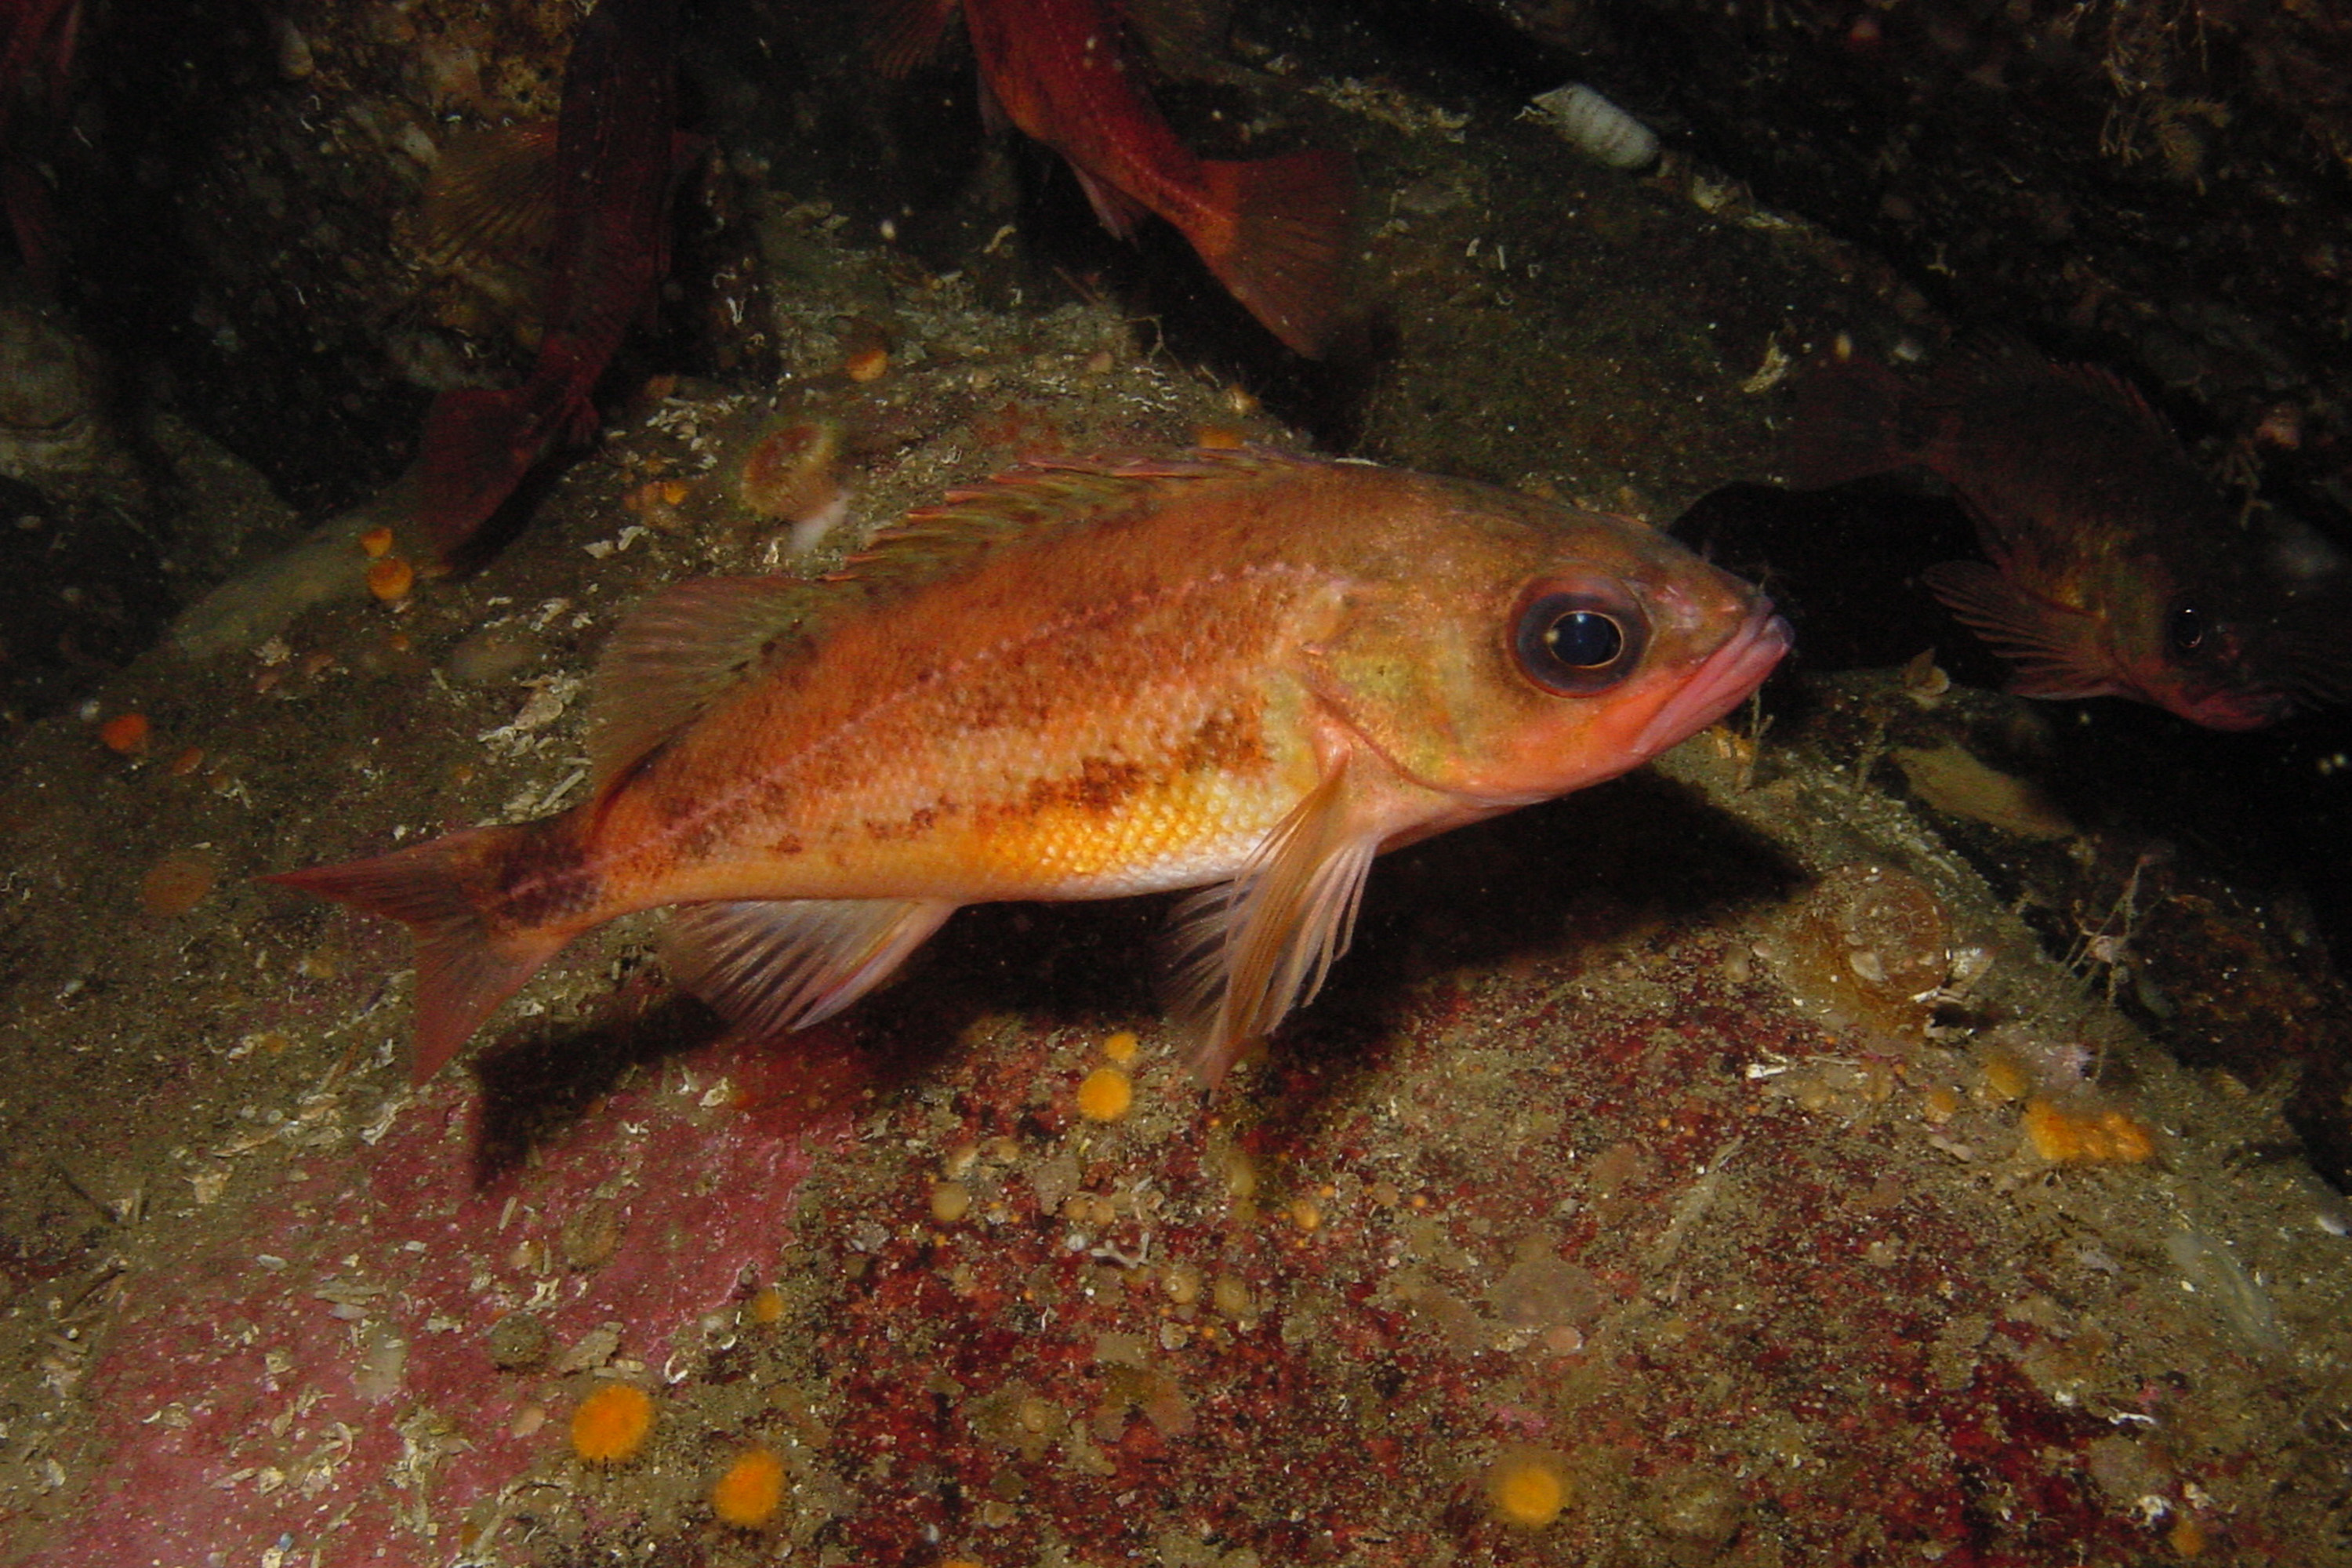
1923,560 -> 2123,701
844,448 -> 1302,594
1945,339 -> 2178,449
662,898 -> 959,1036
1163,760 -> 1381,1086
2044,359 -> 2177,448
587,574 -> 831,793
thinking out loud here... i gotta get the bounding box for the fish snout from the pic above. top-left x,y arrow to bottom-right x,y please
1628,601 -> 1792,760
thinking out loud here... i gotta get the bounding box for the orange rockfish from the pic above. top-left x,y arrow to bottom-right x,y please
1789,344 -> 2352,729
414,0 -> 688,559
270,450 -> 1788,1087
880,0 -> 1353,358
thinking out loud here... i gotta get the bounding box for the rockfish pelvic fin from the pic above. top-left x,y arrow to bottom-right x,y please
1192,148 -> 1355,358
662,898 -> 960,1037
263,828 -> 574,1084
1072,164 -> 1149,242
1922,559 -> 2122,701
1164,762 -> 1381,1087
587,574 -> 831,796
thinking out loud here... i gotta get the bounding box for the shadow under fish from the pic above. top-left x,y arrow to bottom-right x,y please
1786,343 -> 2352,730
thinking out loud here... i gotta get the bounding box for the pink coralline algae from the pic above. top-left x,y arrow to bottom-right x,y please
46,1024 -> 842,1565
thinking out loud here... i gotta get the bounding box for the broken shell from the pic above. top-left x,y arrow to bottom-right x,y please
1528,84 -> 1660,172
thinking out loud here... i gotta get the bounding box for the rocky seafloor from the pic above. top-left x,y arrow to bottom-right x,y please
1,9 -> 2350,1566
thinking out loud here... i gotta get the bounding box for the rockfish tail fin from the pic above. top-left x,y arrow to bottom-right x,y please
264,826 -> 575,1084
1192,148 -> 1354,358
416,383 -> 575,559
1786,355 -> 1917,490
1164,764 -> 1381,1087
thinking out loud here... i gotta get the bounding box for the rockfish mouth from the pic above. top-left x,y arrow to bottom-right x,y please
1630,601 -> 1792,760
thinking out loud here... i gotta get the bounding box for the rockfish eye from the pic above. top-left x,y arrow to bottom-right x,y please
1512,581 -> 1648,695
2165,597 -> 2208,658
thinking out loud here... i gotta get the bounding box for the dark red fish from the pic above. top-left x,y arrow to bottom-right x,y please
0,0 -> 80,289
1789,345 -> 2352,729
880,0 -> 1353,358
415,0 -> 688,559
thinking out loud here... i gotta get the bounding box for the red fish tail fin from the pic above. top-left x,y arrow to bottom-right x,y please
1193,148 -> 1355,358
264,826 -> 575,1084
417,387 -> 535,557
1786,356 -> 1915,489
417,383 -> 579,558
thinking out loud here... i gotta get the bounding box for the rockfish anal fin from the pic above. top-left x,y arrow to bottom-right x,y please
1922,560 -> 2121,701
662,898 -> 960,1037
1166,763 -> 1380,1087
1072,164 -> 1149,242
1192,147 -> 1354,359
263,828 -> 573,1084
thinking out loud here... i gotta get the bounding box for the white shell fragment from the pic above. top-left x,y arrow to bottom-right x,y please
1527,83 -> 1661,171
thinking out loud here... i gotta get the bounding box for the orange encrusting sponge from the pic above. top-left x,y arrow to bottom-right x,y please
2022,1098 -> 2156,1163
711,1444 -> 787,1526
570,1382 -> 655,1464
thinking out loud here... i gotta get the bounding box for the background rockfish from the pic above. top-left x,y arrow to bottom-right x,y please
1788,344 -> 2352,729
413,0 -> 687,560
879,0 -> 1353,358
270,449 -> 1788,1088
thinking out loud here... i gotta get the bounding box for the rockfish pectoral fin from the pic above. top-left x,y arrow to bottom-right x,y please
1923,560 -> 2123,701
419,122 -> 563,273
871,0 -> 963,76
1165,765 -> 1381,1087
662,897 -> 960,1039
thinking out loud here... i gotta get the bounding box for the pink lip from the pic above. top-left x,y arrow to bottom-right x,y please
1630,601 -> 1794,760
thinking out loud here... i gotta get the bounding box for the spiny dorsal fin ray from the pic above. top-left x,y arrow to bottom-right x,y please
1944,338 -> 2177,449
841,448 -> 1312,594
587,574 -> 834,793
